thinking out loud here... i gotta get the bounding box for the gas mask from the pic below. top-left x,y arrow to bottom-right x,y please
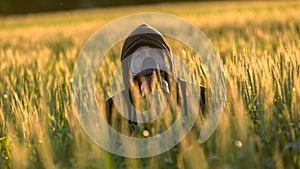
129,48 -> 171,98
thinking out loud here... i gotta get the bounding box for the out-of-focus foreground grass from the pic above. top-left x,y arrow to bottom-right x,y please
0,1 -> 300,169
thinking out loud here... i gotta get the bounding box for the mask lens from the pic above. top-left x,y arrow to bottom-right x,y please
130,48 -> 169,76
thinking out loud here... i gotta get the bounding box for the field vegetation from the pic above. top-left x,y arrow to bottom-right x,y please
0,1 -> 299,169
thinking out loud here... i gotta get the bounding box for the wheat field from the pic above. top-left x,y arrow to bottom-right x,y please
0,1 -> 300,169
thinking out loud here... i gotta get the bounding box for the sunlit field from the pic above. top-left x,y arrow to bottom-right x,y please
1,1 -> 300,169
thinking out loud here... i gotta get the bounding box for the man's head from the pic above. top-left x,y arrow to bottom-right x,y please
121,24 -> 175,97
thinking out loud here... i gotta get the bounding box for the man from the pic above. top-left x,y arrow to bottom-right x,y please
106,24 -> 206,137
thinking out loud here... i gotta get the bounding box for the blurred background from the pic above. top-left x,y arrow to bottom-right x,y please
2,0 -> 220,15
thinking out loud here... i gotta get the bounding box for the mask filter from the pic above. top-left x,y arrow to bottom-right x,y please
140,74 -> 170,97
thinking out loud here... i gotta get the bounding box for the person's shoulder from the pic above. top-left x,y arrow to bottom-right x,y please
106,89 -> 127,104
177,78 -> 206,112
176,77 -> 206,90
105,89 -> 128,121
